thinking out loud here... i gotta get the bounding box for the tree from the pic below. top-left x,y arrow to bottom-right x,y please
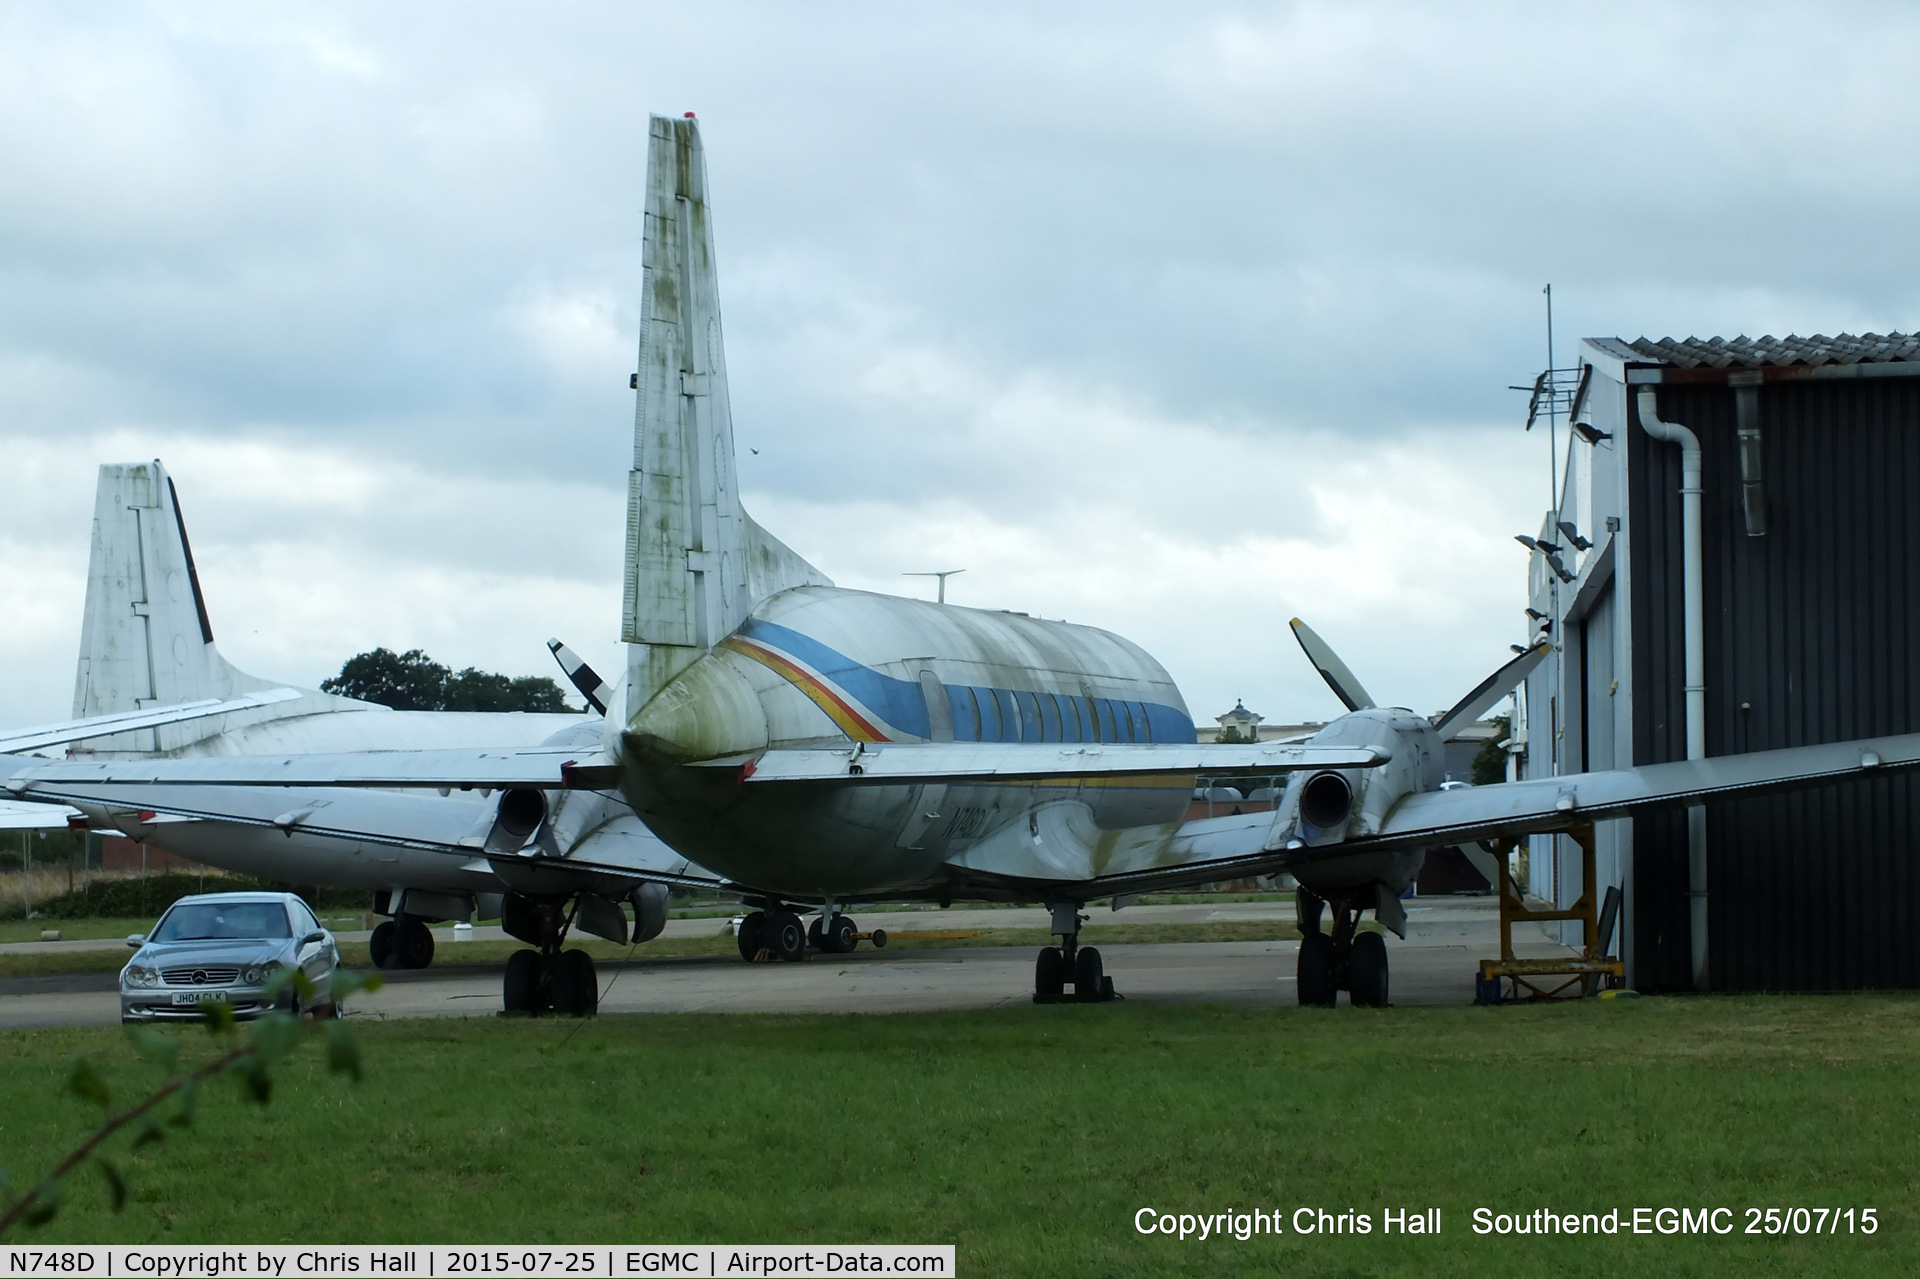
321,647 -> 449,710
321,648 -> 578,713
1214,725 -> 1255,745
1470,714 -> 1512,786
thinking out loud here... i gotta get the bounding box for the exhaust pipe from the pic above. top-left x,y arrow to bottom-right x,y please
1299,771 -> 1354,831
484,787 -> 549,854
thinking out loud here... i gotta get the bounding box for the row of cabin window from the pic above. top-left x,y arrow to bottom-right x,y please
945,686 -> 1169,744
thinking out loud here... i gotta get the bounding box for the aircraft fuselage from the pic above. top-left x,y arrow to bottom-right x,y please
617,586 -> 1202,899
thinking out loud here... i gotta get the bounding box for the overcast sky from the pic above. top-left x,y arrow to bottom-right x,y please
4,2 -> 1918,730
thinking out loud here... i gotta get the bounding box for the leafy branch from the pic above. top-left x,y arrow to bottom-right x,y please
0,967 -> 381,1236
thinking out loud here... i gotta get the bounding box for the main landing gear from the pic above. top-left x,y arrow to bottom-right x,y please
368,912 -> 435,970
1034,904 -> 1117,1003
1295,888 -> 1389,1008
735,907 -> 888,962
499,892 -> 599,1017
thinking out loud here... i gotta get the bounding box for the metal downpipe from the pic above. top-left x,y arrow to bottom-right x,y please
1637,389 -> 1708,991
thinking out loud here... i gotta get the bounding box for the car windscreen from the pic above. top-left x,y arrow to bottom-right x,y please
151,903 -> 292,942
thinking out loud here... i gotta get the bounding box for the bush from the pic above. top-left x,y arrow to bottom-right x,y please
31,873 -> 368,921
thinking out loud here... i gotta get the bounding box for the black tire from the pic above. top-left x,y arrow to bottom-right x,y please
1297,933 -> 1337,1007
807,916 -> 825,950
1350,931 -> 1389,1008
504,949 -> 541,1014
737,911 -> 767,962
828,915 -> 857,953
770,911 -> 808,962
1035,947 -> 1065,998
553,950 -> 598,1017
369,920 -> 395,970
869,928 -> 887,949
1074,946 -> 1104,1002
398,919 -> 435,970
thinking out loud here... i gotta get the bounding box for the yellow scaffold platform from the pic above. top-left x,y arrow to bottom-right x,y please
1476,822 -> 1625,1003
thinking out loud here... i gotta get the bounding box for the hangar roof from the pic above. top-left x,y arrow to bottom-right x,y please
1599,331 -> 1920,369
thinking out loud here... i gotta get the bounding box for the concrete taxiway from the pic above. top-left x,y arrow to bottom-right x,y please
0,897 -> 1581,1029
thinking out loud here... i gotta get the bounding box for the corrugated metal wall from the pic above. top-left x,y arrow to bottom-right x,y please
1628,376 -> 1920,990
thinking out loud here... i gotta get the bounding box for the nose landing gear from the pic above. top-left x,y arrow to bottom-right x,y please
1034,903 -> 1117,1003
1295,888 -> 1390,1007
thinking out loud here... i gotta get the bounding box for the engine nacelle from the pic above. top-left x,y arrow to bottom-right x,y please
631,882 -> 669,944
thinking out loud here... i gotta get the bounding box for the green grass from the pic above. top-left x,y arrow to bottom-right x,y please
0,997 -> 1914,1274
0,916 -> 157,944
0,922 -> 1303,979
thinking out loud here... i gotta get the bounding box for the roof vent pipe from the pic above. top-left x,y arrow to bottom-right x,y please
1636,389 -> 1708,991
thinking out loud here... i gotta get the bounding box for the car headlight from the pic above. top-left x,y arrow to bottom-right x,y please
125,964 -> 160,989
243,960 -> 284,986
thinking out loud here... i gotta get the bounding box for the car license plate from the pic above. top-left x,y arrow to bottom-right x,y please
171,992 -> 218,1005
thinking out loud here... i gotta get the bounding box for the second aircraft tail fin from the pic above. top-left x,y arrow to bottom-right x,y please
71,461 -> 355,753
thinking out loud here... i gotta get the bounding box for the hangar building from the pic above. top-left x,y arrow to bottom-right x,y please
1514,332 -> 1920,992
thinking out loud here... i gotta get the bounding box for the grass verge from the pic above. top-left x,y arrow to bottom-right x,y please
0,997 -> 1914,1274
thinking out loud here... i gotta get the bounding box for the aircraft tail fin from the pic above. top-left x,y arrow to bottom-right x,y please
622,114 -> 828,708
71,461 -> 343,752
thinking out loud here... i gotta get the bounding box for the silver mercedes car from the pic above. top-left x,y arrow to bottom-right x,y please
121,891 -> 339,1024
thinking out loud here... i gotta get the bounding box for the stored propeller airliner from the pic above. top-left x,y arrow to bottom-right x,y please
11,115 -> 1920,1013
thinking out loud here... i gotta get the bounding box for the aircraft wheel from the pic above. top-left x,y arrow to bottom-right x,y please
1035,947 -> 1065,999
736,911 -> 767,962
398,918 -> 435,969
369,920 -> 396,970
769,911 -> 808,962
1297,933 -> 1338,1007
828,915 -> 857,954
504,949 -> 542,1014
1350,932 -> 1389,1008
553,950 -> 599,1017
807,916 -> 825,951
1074,946 -> 1105,1002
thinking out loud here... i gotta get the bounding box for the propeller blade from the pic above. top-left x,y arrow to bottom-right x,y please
1288,618 -> 1375,712
1457,841 -> 1503,887
1432,641 -> 1549,740
547,638 -> 613,716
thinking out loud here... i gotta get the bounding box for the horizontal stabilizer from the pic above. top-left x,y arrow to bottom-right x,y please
0,689 -> 302,754
711,741 -> 1391,785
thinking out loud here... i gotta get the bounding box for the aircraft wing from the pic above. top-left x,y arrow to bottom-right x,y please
0,798 -> 81,829
18,780 -> 729,893
1051,729 -> 1920,899
1,746 -> 621,793
710,741 -> 1389,784
0,688 -> 303,753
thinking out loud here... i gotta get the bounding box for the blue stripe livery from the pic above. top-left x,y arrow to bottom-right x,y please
739,619 -> 1195,745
